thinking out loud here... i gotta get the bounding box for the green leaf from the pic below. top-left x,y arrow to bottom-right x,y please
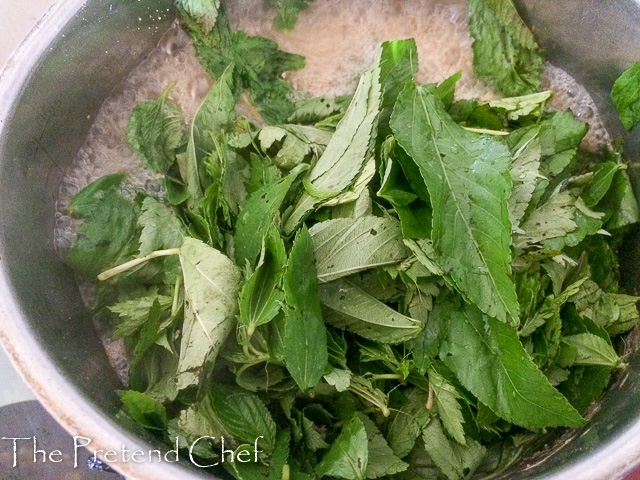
238,227 -> 287,332
468,0 -> 545,96
287,95 -> 351,125
562,333 -> 621,368
611,60 -> 640,130
487,91 -> 552,122
428,367 -> 466,445
266,0 -> 313,32
583,162 -> 625,208
316,415 -> 368,480
183,63 -> 237,204
120,390 -> 167,431
422,417 -> 486,480
110,294 -> 173,339
283,226 -> 329,390
324,367 -> 352,392
234,164 -> 307,268
284,53 -> 382,233
127,86 -> 186,174
391,83 -> 518,324
386,389 -> 431,458
357,414 -> 408,478
183,6 -> 305,124
209,384 -> 276,452
138,197 -> 186,255
66,174 -> 139,278
436,299 -> 585,428
318,278 -> 422,344
258,124 -> 332,170
508,130 -> 542,230
176,237 -> 241,390
378,39 -> 418,136
310,216 -> 409,283
176,0 -> 219,33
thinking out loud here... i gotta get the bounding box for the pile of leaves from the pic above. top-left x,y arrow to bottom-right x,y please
65,0 -> 640,479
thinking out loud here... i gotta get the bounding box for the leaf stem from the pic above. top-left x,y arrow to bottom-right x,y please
463,126 -> 509,136
171,273 -> 183,318
367,373 -> 404,382
97,248 -> 181,281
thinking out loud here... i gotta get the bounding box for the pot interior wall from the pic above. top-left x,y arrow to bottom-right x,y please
0,1 -> 639,479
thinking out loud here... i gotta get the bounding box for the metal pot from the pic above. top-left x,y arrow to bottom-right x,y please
0,1 -> 639,478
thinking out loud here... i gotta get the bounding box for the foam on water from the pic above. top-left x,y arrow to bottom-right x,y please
53,1 -> 612,383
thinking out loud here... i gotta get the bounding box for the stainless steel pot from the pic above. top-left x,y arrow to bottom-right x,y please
0,1 -> 639,479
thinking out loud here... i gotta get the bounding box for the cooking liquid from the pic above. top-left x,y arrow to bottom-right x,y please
53,0 -> 612,383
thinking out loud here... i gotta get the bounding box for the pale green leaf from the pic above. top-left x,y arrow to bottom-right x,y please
318,278 -> 422,344
138,197 -> 185,255
316,415 -> 368,480
562,333 -> 621,368
508,131 -> 542,230
428,367 -> 466,445
176,237 -> 241,390
284,54 -> 382,234
176,0 -> 219,32
258,124 -> 332,170
422,417 -> 486,480
324,367 -> 352,392
310,215 -> 410,283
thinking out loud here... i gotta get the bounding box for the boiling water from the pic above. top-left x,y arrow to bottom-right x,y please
53,0 -> 612,382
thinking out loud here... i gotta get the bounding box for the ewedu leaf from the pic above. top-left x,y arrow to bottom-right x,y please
611,59 -> 640,131
309,215 -> 410,283
283,226 -> 329,391
316,415 -> 368,480
176,237 -> 241,390
318,278 -> 422,344
284,50 -> 382,233
468,0 -> 545,96
391,82 -> 519,324
434,299 -> 585,428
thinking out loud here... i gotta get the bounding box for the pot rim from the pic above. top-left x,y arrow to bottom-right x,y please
1,1 -> 640,479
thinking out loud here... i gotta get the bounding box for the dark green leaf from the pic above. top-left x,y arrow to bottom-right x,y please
283,226 -> 329,390
562,333 -> 621,368
138,197 -> 186,255
387,389 -> 431,458
66,174 -> 139,278
437,300 -> 585,428
468,0 -> 545,96
319,278 -> 422,344
238,226 -> 287,332
391,83 -> 518,324
209,384 -> 276,452
422,417 -> 486,480
316,415 -> 368,480
611,60 -> 640,130
234,164 -> 307,267
127,87 -> 186,174
120,390 -> 167,431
